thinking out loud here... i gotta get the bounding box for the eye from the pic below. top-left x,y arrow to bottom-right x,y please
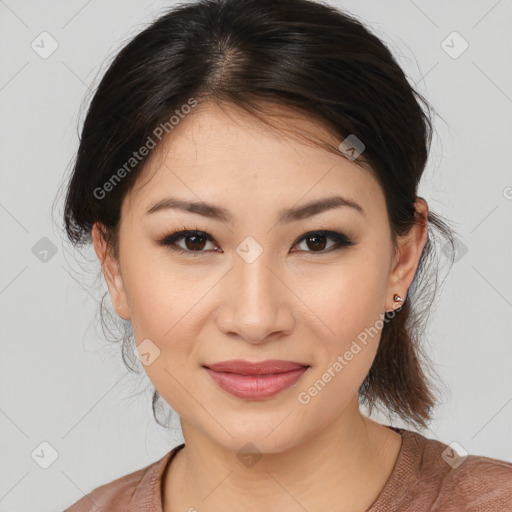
157,228 -> 355,255
292,230 -> 355,253
157,228 -> 218,255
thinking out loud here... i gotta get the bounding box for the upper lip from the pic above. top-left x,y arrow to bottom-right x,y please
203,359 -> 310,375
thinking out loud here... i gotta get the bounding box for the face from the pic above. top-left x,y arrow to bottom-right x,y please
93,101 -> 427,454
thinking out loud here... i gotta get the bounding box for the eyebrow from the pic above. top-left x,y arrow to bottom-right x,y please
145,195 -> 365,223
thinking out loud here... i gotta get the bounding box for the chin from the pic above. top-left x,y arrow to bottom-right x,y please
206,422 -> 303,457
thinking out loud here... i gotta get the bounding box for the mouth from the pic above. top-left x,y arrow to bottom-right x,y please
202,360 -> 310,400
203,359 -> 309,375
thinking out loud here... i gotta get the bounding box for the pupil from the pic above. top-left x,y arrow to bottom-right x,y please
308,235 -> 326,251
187,234 -> 206,250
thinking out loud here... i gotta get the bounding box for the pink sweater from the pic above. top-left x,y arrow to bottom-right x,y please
63,427 -> 512,511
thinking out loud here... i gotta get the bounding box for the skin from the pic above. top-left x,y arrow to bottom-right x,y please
92,101 -> 428,512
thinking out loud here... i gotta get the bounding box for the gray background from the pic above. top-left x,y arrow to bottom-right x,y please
1,0 -> 511,510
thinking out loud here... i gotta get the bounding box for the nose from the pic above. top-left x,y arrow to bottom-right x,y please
215,251 -> 295,344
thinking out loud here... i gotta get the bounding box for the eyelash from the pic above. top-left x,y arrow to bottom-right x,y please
157,225 -> 356,256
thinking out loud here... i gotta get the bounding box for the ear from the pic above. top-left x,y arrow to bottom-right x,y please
91,222 -> 131,320
386,197 -> 429,311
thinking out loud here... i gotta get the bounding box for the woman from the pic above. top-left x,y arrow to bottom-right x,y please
61,0 -> 512,510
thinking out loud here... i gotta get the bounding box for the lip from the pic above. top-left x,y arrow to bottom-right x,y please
202,359 -> 310,400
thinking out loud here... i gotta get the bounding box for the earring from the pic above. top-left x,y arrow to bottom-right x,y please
386,293 -> 403,315
391,293 -> 403,311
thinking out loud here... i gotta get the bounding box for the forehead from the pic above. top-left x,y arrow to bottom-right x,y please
123,101 -> 385,222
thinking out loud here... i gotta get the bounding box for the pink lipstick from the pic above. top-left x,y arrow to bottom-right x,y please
203,359 -> 310,400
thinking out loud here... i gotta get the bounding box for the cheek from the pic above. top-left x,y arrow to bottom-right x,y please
295,253 -> 389,396
292,267 -> 386,429
305,253 -> 389,347
120,247 -> 208,390
122,245 -> 198,339
121,254 -> 205,415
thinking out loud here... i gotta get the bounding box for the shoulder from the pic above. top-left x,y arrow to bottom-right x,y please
433,452 -> 512,510
62,465 -> 148,512
62,446 -> 182,512
402,429 -> 512,511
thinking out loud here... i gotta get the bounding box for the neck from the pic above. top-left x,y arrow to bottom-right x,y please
163,400 -> 402,512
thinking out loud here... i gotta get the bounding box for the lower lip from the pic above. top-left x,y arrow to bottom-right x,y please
204,367 -> 309,400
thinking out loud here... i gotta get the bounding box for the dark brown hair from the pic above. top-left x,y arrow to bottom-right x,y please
60,0 -> 456,430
